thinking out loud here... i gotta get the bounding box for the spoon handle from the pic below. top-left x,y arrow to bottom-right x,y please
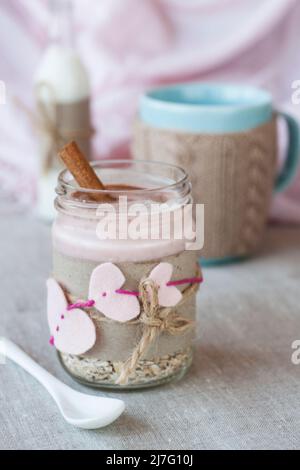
3,338 -> 64,399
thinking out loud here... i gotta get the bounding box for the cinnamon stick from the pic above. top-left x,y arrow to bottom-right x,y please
59,141 -> 112,202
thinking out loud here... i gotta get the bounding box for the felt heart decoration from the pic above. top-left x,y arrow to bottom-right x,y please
46,279 -> 96,355
149,262 -> 182,307
88,263 -> 140,322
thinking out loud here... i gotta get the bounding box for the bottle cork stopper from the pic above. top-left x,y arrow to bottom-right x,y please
59,141 -> 112,202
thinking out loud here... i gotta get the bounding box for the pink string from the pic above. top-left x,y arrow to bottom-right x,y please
167,276 -> 203,286
115,289 -> 140,296
116,276 -> 203,296
66,278 -> 203,305
67,299 -> 95,310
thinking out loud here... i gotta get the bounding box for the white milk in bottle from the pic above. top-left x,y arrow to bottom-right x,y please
35,0 -> 92,221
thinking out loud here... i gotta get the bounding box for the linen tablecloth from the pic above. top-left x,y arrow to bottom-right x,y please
1,211 -> 300,449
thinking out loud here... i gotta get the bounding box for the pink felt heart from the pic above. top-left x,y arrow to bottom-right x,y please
149,262 -> 182,307
47,278 -> 68,334
88,263 -> 140,322
46,279 -> 96,355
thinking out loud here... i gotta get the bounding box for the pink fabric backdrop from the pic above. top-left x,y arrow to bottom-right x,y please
0,0 -> 300,220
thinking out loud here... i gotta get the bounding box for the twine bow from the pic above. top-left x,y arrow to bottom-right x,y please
116,275 -> 198,385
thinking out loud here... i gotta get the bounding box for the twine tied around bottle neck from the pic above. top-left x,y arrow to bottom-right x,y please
13,82 -> 94,174
115,269 -> 200,385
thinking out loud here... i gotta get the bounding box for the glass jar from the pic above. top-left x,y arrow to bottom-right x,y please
50,160 -> 201,389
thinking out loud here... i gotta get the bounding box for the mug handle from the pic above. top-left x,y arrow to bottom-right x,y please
274,110 -> 300,193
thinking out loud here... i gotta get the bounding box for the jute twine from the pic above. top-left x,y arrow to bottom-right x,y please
13,82 -> 94,173
68,265 -> 200,385
116,272 -> 199,385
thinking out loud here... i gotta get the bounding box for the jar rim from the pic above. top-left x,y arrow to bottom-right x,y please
57,159 -> 189,196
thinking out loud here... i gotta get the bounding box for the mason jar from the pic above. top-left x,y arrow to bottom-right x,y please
48,160 -> 201,389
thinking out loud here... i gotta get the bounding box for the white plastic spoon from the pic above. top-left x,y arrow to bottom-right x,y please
3,338 -> 125,429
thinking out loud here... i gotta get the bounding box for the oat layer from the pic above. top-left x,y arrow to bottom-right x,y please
60,348 -> 193,388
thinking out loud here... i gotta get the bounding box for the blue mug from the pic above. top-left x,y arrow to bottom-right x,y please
133,82 -> 300,263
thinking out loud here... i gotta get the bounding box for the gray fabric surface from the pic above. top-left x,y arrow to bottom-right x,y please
1,212 -> 300,450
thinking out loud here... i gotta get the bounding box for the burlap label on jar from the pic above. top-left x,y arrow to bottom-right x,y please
53,249 -> 200,363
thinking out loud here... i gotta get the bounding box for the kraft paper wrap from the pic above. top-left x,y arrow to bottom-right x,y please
53,249 -> 200,361
132,118 -> 277,259
37,97 -> 92,173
